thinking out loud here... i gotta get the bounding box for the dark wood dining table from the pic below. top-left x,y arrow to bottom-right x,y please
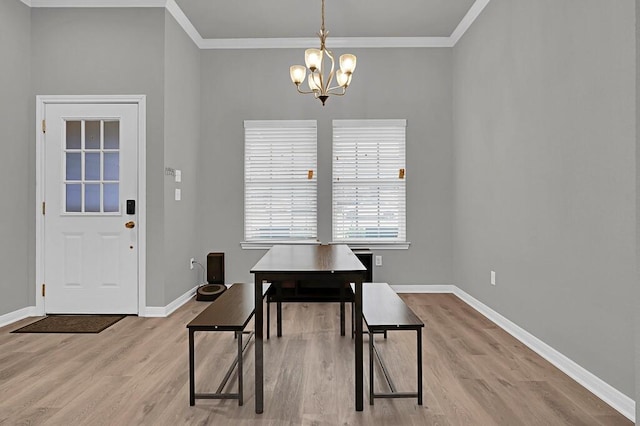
251,244 -> 367,413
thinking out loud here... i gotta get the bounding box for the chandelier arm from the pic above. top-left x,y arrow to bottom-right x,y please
326,85 -> 348,94
316,69 -> 326,93
295,85 -> 318,96
324,49 -> 336,90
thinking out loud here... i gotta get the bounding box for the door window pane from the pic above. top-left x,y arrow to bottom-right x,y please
103,183 -> 119,212
85,184 -> 101,212
66,184 -> 82,212
85,153 -> 101,181
66,153 -> 81,181
104,121 -> 119,149
103,153 -> 119,181
62,119 -> 122,214
66,121 -> 81,149
85,121 -> 101,149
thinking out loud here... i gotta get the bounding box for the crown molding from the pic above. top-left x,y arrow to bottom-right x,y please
199,36 -> 454,50
29,0 -> 166,6
165,0 -> 203,47
25,0 -> 490,50
450,0 -> 491,45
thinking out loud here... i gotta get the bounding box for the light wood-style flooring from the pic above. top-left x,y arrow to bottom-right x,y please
0,293 -> 631,425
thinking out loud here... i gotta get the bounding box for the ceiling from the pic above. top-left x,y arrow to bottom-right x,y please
174,0 -> 478,40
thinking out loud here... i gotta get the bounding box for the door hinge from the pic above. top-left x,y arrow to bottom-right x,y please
42,120 -> 46,134
42,201 -> 46,215
42,283 -> 45,297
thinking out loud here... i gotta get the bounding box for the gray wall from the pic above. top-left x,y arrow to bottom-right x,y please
452,0 -> 636,398
197,48 -> 453,286
31,8 -> 168,307
163,12 -> 202,302
0,0 -> 31,316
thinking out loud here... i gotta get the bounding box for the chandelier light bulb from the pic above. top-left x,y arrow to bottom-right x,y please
339,54 -> 357,74
290,65 -> 307,85
336,69 -> 348,87
305,49 -> 323,72
308,73 -> 320,91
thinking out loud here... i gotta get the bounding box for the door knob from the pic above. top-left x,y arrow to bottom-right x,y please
125,221 -> 136,229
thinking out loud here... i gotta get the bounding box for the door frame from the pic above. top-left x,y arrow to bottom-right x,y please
35,95 -> 147,316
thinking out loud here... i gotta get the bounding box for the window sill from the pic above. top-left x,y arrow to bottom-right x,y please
241,241 -> 410,250
240,240 -> 320,250
330,241 -> 411,250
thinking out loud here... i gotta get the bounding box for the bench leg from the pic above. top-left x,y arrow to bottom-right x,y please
237,331 -> 243,406
189,329 -> 195,406
369,330 -> 374,405
417,328 -> 423,405
369,327 -> 422,405
266,300 -> 270,340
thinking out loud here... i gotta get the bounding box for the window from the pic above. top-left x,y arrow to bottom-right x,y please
332,119 -> 406,244
244,120 -> 317,243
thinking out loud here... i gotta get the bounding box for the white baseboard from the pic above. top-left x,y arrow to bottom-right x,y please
0,306 -> 38,329
0,286 -> 199,322
391,284 -> 455,293
388,283 -> 635,423
144,285 -> 198,318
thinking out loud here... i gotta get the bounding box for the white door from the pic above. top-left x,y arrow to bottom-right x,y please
43,103 -> 138,314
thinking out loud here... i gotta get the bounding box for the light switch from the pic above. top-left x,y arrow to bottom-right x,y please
175,169 -> 182,183
175,188 -> 181,201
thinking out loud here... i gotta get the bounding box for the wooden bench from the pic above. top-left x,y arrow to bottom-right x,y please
353,282 -> 424,405
187,283 -> 269,406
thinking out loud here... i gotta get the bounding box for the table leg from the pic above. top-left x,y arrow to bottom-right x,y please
189,329 -> 195,406
276,282 -> 283,337
254,275 -> 264,414
340,284 -> 346,336
355,280 -> 363,411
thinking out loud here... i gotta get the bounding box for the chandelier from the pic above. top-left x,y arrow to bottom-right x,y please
289,0 -> 357,106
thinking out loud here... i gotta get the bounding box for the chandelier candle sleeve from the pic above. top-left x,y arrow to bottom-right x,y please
289,0 -> 356,106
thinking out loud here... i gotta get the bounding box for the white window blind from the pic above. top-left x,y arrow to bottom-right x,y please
244,120 -> 317,242
332,119 -> 406,242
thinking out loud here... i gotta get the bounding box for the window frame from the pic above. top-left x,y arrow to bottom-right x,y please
242,120 -> 318,249
331,119 -> 409,249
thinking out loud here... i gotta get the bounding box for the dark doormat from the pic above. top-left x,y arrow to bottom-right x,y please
12,314 -> 127,334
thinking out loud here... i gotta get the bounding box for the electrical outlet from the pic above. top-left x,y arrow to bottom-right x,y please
190,258 -> 195,270
375,255 -> 382,266
490,270 -> 496,286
